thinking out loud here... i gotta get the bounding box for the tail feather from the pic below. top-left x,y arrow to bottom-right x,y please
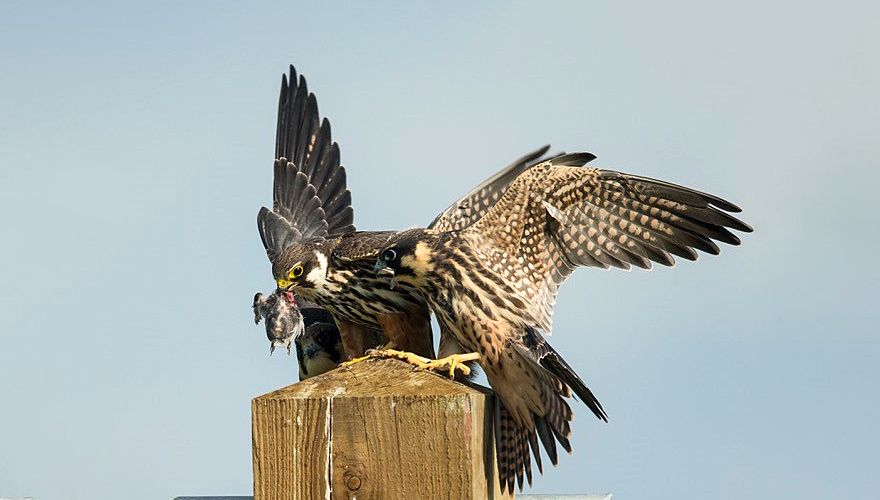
527,425 -> 544,474
549,417 -> 572,454
491,327 -> 608,493
542,385 -> 574,439
494,380 -> 576,494
535,416 -> 558,465
523,325 -> 608,422
516,426 -> 527,490
494,401 -> 538,493
539,346 -> 608,422
494,403 -> 518,493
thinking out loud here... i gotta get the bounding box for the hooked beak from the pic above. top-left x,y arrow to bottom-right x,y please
276,278 -> 296,291
374,260 -> 395,277
374,260 -> 396,289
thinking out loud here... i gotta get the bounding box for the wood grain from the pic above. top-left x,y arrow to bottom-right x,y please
252,394 -> 330,499
252,358 -> 511,499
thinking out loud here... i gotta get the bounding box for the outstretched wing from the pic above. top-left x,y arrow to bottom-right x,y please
428,145 -> 554,231
466,153 -> 753,332
258,65 -> 355,262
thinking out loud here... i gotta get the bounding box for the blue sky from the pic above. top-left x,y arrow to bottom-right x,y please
1,1 -> 877,499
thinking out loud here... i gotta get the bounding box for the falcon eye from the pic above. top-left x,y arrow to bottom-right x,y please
383,249 -> 397,262
289,265 -> 304,279
316,330 -> 330,346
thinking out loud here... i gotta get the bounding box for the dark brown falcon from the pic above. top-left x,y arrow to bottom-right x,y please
374,152 -> 753,492
257,65 -> 558,362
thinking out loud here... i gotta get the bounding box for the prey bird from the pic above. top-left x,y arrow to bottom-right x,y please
257,65 -> 560,364
253,290 -> 347,380
252,290 -> 302,355
373,152 -> 752,492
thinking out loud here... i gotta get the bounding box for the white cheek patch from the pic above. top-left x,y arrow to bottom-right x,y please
306,252 -> 329,286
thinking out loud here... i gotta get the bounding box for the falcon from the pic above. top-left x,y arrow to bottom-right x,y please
293,315 -> 345,381
373,152 -> 752,492
257,65 -> 558,363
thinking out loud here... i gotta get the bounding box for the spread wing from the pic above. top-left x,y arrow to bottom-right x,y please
465,153 -> 753,332
428,145 -> 554,231
258,65 -> 355,262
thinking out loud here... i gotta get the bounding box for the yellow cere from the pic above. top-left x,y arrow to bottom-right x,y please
276,278 -> 293,289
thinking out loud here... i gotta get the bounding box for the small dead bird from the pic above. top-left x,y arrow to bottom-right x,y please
252,291 -> 345,380
252,290 -> 302,355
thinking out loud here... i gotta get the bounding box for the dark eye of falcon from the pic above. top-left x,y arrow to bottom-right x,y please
383,248 -> 397,262
316,330 -> 330,346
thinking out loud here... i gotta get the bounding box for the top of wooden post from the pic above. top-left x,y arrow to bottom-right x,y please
255,357 -> 492,400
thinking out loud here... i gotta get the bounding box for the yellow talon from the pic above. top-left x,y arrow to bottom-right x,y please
370,348 -> 433,366
424,352 -> 481,378
339,348 -> 425,369
340,354 -> 372,368
338,349 -> 479,378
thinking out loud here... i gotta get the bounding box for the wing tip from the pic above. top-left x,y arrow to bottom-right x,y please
552,152 -> 597,166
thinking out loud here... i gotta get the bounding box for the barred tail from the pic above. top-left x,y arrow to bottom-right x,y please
492,328 -> 608,494
494,393 -> 577,494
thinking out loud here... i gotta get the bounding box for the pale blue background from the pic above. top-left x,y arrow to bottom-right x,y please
1,1 -> 878,499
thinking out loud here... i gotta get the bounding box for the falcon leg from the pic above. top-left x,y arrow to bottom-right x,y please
424,352 -> 481,378
338,340 -> 397,365
335,318 -> 373,360
376,310 -> 436,359
340,348 -> 428,369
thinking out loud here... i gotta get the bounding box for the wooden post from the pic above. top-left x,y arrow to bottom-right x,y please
252,358 -> 512,499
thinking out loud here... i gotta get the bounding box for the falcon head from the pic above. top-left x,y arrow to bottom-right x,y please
252,290 -> 304,355
374,228 -> 438,286
273,242 -> 330,292
295,319 -> 343,380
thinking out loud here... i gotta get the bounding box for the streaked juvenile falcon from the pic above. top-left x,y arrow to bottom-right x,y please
257,65 -> 558,364
373,152 -> 752,492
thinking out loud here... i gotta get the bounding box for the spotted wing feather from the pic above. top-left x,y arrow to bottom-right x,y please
466,153 -> 752,332
429,145 -> 554,231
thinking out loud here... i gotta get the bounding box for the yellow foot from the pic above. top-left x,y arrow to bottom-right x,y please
340,349 -> 479,378
341,348 -> 431,370
338,342 -> 399,369
423,352 -> 481,378
340,353 -> 373,368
